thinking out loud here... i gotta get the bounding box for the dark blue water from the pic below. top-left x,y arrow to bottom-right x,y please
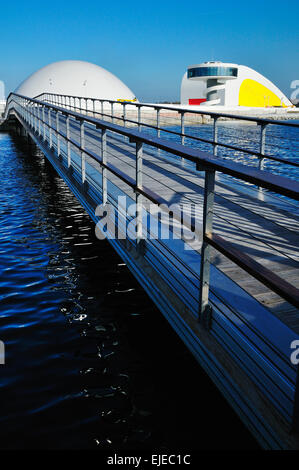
0,132 -> 260,450
155,120 -> 299,181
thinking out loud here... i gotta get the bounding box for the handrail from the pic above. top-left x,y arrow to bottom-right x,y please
35,91 -> 299,171
7,93 -> 299,201
34,91 -> 299,128
5,92 -> 299,316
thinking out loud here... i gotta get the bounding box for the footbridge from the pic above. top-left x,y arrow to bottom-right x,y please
2,92 -> 299,449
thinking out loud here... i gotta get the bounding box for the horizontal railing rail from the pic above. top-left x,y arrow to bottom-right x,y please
35,92 -> 299,174
5,92 -> 299,319
34,92 -> 299,127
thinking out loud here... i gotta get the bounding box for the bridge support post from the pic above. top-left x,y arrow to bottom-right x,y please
20,125 -> 28,138
199,169 -> 215,329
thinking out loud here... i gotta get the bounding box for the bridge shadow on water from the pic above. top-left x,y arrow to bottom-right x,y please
0,133 -> 259,450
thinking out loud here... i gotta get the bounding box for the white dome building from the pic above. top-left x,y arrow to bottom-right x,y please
15,60 -> 137,102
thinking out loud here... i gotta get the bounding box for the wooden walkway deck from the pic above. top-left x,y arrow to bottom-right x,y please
5,97 -> 299,449
73,121 -> 299,332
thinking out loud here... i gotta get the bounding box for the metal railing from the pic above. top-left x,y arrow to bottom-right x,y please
5,92 -> 299,325
35,92 -> 299,172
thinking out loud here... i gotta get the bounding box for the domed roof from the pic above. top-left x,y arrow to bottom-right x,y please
15,60 -> 136,101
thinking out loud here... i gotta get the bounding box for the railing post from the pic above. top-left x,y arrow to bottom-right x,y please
199,169 -> 215,329
38,106 -> 41,136
259,123 -> 267,171
213,116 -> 219,156
138,106 -> 141,132
181,111 -> 185,145
136,140 -> 143,247
31,104 -> 34,129
66,115 -> 71,168
49,109 -> 52,148
101,128 -> 107,204
93,99 -> 96,117
123,103 -> 126,127
101,100 -> 104,119
43,107 -> 46,140
56,111 -> 60,157
111,102 -> 114,123
85,98 -> 88,115
34,105 -> 37,132
80,120 -> 85,183
156,108 -> 160,137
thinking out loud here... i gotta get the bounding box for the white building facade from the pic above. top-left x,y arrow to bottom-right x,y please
15,60 -> 137,104
181,61 -> 292,109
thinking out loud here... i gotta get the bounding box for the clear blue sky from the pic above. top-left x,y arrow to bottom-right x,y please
1,0 -> 298,101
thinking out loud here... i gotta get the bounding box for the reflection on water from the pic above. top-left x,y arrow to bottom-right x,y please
0,132 -> 258,449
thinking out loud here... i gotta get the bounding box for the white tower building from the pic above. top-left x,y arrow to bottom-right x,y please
181,61 -> 292,109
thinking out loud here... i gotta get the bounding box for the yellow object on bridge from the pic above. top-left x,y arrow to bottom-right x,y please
117,98 -> 137,103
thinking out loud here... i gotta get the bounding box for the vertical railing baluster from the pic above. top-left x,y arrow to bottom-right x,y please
111,102 -> 114,123
101,128 -> 107,204
213,116 -> 219,156
38,106 -> 41,136
138,106 -> 141,132
136,140 -> 143,246
199,169 -> 215,329
34,105 -> 37,132
93,99 -> 96,117
66,115 -> 71,168
123,103 -> 126,127
80,120 -> 85,183
49,108 -> 52,148
43,107 -> 46,140
31,103 -> 34,129
259,123 -> 267,171
156,108 -> 160,137
181,111 -> 185,145
101,100 -> 104,119
56,111 -> 60,157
